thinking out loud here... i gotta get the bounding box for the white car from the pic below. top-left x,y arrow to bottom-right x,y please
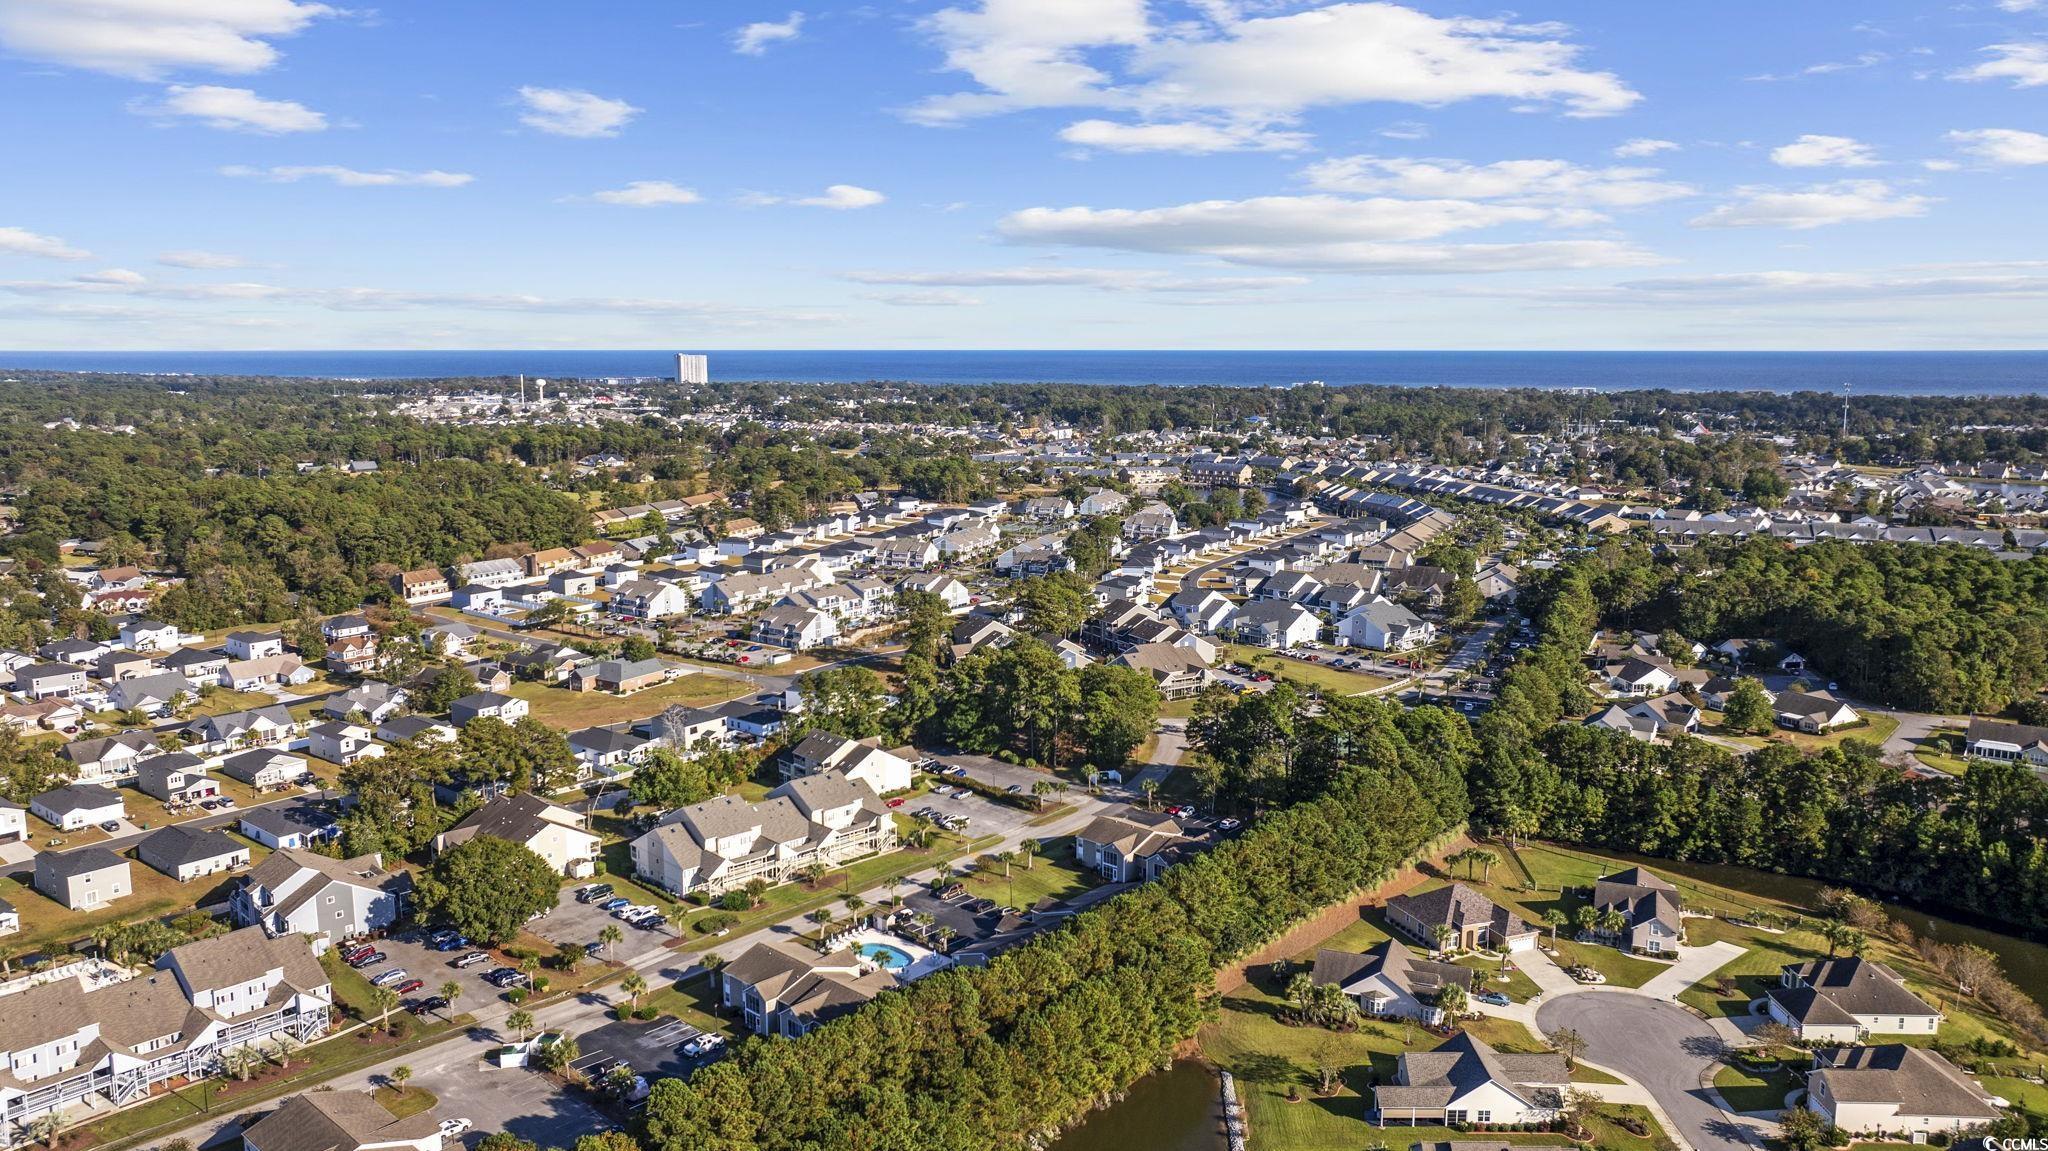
682,1033 -> 727,1057
370,968 -> 410,987
439,1118 -> 473,1139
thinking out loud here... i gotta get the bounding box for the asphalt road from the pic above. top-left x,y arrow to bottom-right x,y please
1536,992 -> 1769,1151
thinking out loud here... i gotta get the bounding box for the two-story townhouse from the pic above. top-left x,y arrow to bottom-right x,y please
431,793 -> 601,877
230,849 -> 410,943
308,721 -> 383,765
630,775 -> 895,897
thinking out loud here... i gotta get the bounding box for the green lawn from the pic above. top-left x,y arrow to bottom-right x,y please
1200,970 -> 1666,1151
372,1085 -> 438,1119
1454,953 -> 1546,1004
640,970 -> 736,1039
1909,728 -> 1974,776
1220,645 -> 1394,697
1713,1061 -> 1803,1113
960,838 -> 1101,911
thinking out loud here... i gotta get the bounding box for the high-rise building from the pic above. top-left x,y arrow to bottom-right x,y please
676,353 -> 709,385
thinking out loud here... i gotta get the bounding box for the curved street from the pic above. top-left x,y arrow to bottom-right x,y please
1536,992 -> 1771,1151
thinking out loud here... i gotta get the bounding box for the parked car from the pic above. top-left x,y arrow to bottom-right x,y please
346,950 -> 385,969
577,884 -> 615,904
1475,990 -> 1512,1007
451,951 -> 491,968
395,978 -> 425,995
601,896 -> 632,911
1214,817 -> 1242,833
370,968 -> 411,988
682,1033 -> 727,1057
885,797 -> 906,807
439,1118 -> 474,1139
98,820 -> 121,833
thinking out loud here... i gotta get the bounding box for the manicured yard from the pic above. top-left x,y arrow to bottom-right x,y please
507,675 -> 749,728
640,970 -> 735,1039
1700,711 -> 1900,755
1909,728 -> 1974,776
960,838 -> 1101,911
1200,969 -> 1669,1151
1712,1061 -> 1804,1113
185,688 -> 286,717
371,1085 -> 438,1118
0,853 -> 244,960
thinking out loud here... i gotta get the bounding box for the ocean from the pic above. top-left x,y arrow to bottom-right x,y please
1,349 -> 2046,395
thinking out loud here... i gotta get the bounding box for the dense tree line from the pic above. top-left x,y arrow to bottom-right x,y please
637,700 -> 1469,1150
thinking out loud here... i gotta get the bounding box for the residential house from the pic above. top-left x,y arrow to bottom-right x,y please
1115,642 -> 1210,700
118,618 -> 179,654
109,672 -> 195,714
1775,691 -> 1861,734
97,649 -> 157,682
433,793 -> 601,877
1073,808 -> 1192,883
647,705 -> 733,753
322,682 -> 408,724
572,659 -> 665,695
608,578 -> 692,621
224,631 -> 284,661
1122,502 -> 1180,539
521,547 -> 578,579
897,572 -> 972,612
1386,884 -> 1538,953
1605,656 -> 1679,697
15,663 -> 87,700
60,730 -> 158,784
33,847 -> 131,909
185,704 -> 299,754
782,731 -> 915,796
419,622 -> 477,659
135,752 -> 220,804
935,524 -> 999,562
875,538 -> 941,570
376,715 -> 456,746
451,584 -> 505,613
949,614 -> 1015,661
223,654 -> 313,690
322,614 -> 373,641
238,803 -> 338,851
1338,600 -> 1437,652
500,642 -> 584,683
31,785 -> 127,831
134,824 -> 249,882
449,691 -> 529,724
1079,488 -> 1129,516
568,726 -> 649,776
1590,867 -> 1684,955
719,941 -> 898,1039
218,749 -> 312,791
392,568 -> 452,606
1372,1032 -> 1569,1126
1312,939 -> 1474,1025
1228,599 -> 1322,649
0,928 -> 331,1127
0,800 -> 24,845
629,775 -> 896,897
754,604 -> 840,651
241,1090 -> 443,1151
1166,589 -> 1236,635
1804,1045 -> 2001,1137
1963,718 -> 2048,766
230,848 -> 411,943
326,632 -> 380,674
1620,694 -> 1700,738
701,566 -> 832,614
1767,957 -> 1942,1042
160,647 -> 229,683
455,558 -> 524,588
308,721 -> 383,764
1020,496 -> 1075,522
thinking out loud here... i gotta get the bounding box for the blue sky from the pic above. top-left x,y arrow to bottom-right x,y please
2,0 -> 2048,350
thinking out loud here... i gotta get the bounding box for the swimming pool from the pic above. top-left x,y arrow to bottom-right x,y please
858,941 -> 913,971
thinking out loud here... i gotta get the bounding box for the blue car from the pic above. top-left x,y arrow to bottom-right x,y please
1475,990 -> 1511,1007
601,897 -> 632,911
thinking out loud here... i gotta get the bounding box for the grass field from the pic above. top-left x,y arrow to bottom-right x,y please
960,838 -> 1101,911
507,675 -> 748,728
1712,1061 -> 1803,1113
1701,711 -> 1900,755
372,1084 -> 438,1118
1909,727 -> 1974,776
1200,968 -> 1668,1151
1221,645 -> 1394,697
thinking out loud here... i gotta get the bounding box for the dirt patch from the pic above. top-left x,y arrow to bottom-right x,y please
1213,831 -> 1470,996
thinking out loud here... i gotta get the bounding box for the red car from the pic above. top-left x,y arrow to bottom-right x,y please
886,798 -> 906,807
395,979 -> 425,995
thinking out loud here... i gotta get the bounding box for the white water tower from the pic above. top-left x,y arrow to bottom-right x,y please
534,378 -> 547,405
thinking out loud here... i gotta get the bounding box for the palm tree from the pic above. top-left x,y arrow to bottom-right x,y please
556,942 -> 584,973
25,1113 -> 62,1149
224,1045 -> 258,1082
518,955 -> 541,983
1550,1027 -> 1588,1070
539,1032 -> 579,1074
1141,779 -> 1159,810
599,924 -> 623,963
439,981 -> 462,1010
621,971 -> 648,1011
505,1009 -> 536,1042
1599,908 -> 1628,939
1430,922 -> 1456,955
664,903 -> 690,935
997,850 -> 1016,879
390,1065 -> 413,1096
1020,838 -> 1043,871
1821,920 -> 1855,957
370,987 -> 400,1035
270,1032 -> 301,1070
1473,849 -> 1499,883
1543,908 -> 1569,943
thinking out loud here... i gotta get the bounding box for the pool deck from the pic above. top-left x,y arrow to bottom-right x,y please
841,927 -> 952,982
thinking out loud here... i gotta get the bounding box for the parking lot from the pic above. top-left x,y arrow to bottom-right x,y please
532,884 -> 674,962
572,1015 -> 725,1091
394,1049 -> 612,1149
346,927 -> 541,1018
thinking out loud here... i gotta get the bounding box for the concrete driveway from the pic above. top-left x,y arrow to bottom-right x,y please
1536,992 -> 1772,1151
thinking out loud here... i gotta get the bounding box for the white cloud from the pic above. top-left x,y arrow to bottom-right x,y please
907,0 -> 1638,142
221,165 -> 474,187
1302,155 -> 1694,208
0,0 -> 331,80
1770,134 -> 1880,168
1952,42 -> 2048,87
590,180 -> 702,206
859,289 -> 981,307
0,226 -> 90,260
1603,264 -> 2048,303
995,194 -> 1662,273
797,184 -> 885,209
1947,128 -> 2048,165
157,249 -> 252,269
1689,181 -> 1935,229
734,11 -> 803,55
841,267 -> 1307,291
134,84 -> 325,133
1059,118 -> 1308,153
1996,1 -> 2041,13
75,267 -> 145,285
1379,121 -> 1430,141
1613,138 -> 1679,158
515,86 -> 640,138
